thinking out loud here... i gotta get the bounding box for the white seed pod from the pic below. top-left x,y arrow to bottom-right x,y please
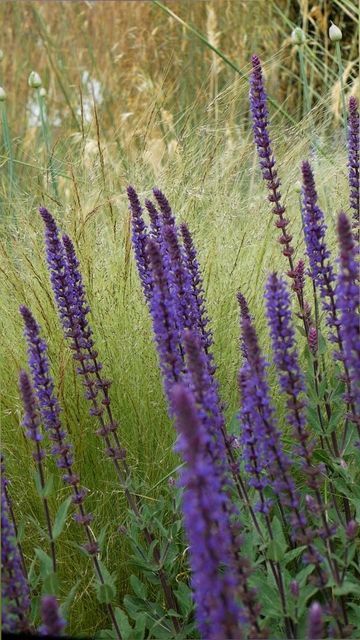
0,50 -> 4,62
291,27 -> 306,46
39,87 -> 47,97
329,23 -> 342,42
28,71 -> 42,89
0,86 -> 6,101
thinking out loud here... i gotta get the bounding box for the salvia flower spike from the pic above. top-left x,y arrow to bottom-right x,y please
19,370 -> 56,572
348,96 -> 359,227
307,602 -> 325,640
171,383 -> 244,640
249,55 -> 295,266
127,186 -> 153,301
39,595 -> 66,637
1,458 -> 30,633
336,212 -> 360,430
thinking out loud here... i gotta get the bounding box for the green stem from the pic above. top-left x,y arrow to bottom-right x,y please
335,41 -> 347,131
1,101 -> 15,193
298,46 -> 311,117
36,88 -> 59,199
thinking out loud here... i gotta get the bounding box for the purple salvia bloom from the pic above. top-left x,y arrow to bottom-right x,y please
39,595 -> 66,637
308,326 -> 318,355
336,212 -> 360,427
127,186 -> 153,301
171,383 -> 243,640
301,161 -> 344,351
307,602 -> 324,640
145,237 -> 183,403
264,274 -> 313,463
19,370 -> 45,457
249,55 -> 295,265
162,223 -> 196,333
153,187 -> 176,226
1,459 -> 30,633
19,370 -> 56,572
145,198 -> 162,239
348,96 -> 359,224
180,223 -> 215,372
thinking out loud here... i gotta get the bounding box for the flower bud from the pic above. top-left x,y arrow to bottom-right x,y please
291,27 -> 306,46
346,519 -> 358,540
28,71 -> 42,89
0,50 -> 4,62
0,86 -> 6,102
39,87 -> 47,98
294,180 -> 302,194
329,23 -> 342,42
290,580 -> 299,598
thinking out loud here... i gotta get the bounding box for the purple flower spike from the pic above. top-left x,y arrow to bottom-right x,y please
307,602 -> 324,640
162,223 -> 195,333
127,186 -> 153,301
337,212 -> 360,426
145,199 -> 162,239
180,223 -> 214,372
301,161 -> 341,345
1,461 -> 30,633
249,55 -> 295,264
348,96 -> 359,225
19,370 -> 45,453
171,383 -> 243,640
39,595 -> 66,637
265,274 -> 311,456
153,188 -> 176,227
145,237 -> 183,403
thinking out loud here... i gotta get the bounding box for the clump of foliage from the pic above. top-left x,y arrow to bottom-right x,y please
1,56 -> 359,640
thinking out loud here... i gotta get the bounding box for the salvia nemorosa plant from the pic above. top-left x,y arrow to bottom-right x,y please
2,57 -> 359,640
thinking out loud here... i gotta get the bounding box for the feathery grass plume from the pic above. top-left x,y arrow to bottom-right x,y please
127,186 -> 153,301
19,306 -> 122,638
145,237 -> 183,403
307,602 -> 324,640
171,383 -> 243,640
180,223 -> 215,372
1,458 -> 30,633
19,370 -> 56,572
348,97 -> 359,227
336,212 -> 360,431
249,56 -> 295,266
39,595 -> 66,637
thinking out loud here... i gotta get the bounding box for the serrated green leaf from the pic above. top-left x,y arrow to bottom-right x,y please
42,571 -> 59,596
42,474 -> 55,498
98,525 -> 108,554
35,548 -> 53,577
95,582 -> 115,605
94,629 -> 115,639
114,608 -> 132,640
334,581 -> 360,596
283,545 -> 306,565
130,574 -> 147,599
133,612 -> 146,640
52,497 -> 72,540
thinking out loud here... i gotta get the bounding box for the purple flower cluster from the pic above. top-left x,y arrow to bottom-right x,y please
171,384 -> 243,640
348,96 -> 359,224
127,186 -> 216,404
1,458 -> 30,633
39,595 -> 66,637
336,212 -> 360,428
249,55 -> 295,265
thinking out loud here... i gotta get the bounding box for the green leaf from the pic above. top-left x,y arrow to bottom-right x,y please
17,519 -> 25,544
175,582 -> 193,616
35,548 -> 53,577
114,608 -> 132,640
42,474 -> 55,498
94,629 -> 115,639
130,574 -> 147,599
95,583 -> 115,605
52,497 -> 72,540
62,580 -> 80,618
95,559 -> 117,604
98,525 -> 108,554
133,613 -> 146,640
42,571 -> 59,596
283,545 -> 306,565
334,581 -> 360,596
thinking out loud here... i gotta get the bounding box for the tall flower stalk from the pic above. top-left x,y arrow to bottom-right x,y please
348,97 -> 359,230
19,369 -> 56,573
